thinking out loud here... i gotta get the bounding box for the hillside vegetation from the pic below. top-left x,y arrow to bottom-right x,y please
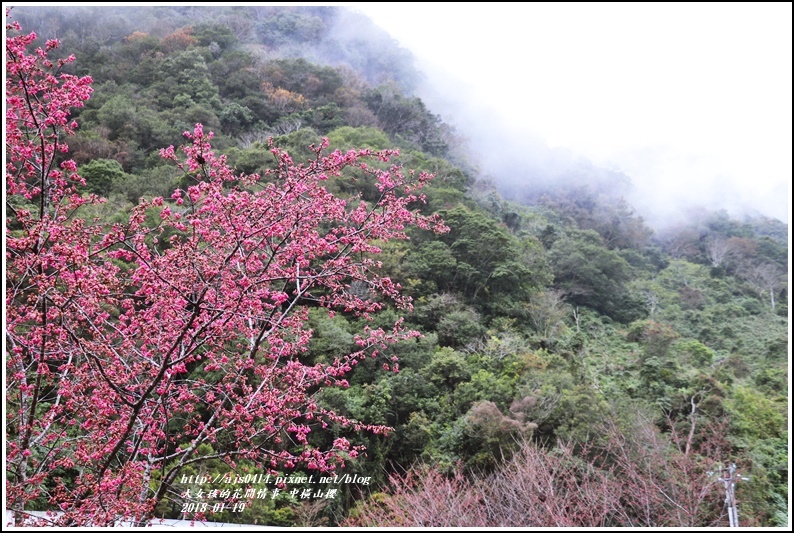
7,6 -> 788,527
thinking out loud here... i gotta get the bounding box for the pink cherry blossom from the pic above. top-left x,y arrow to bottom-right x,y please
5,16 -> 447,527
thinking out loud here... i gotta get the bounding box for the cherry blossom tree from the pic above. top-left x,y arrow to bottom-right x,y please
5,17 -> 445,526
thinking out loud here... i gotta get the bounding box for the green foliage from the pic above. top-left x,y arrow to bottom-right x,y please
726,386 -> 786,442
79,158 -> 128,196
454,370 -> 516,413
219,102 -> 256,136
306,308 -> 355,362
326,126 -> 390,150
549,229 -> 643,322
434,206 -> 550,313
436,309 -> 487,348
425,348 -> 470,390
627,320 -> 679,360
406,241 -> 457,295
192,22 -> 238,49
150,49 -> 222,111
363,83 -> 452,156
96,94 -> 136,137
256,11 -> 325,46
208,50 -> 261,100
551,384 -> 610,442
674,339 -> 715,367
224,145 -> 273,175
271,128 -> 322,162
114,164 -> 181,203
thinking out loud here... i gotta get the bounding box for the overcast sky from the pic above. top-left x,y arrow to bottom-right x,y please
353,2 -> 792,225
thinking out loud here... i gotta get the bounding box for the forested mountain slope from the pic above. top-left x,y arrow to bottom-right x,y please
6,6 -> 788,527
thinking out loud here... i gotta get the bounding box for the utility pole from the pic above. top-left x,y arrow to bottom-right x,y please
718,463 -> 749,527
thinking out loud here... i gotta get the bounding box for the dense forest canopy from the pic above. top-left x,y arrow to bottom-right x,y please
5,5 -> 789,527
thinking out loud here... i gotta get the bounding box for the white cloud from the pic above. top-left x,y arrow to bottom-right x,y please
355,2 -> 792,223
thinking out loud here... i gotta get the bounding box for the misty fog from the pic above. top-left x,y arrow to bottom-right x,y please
8,4 -> 791,230
357,3 -> 792,230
